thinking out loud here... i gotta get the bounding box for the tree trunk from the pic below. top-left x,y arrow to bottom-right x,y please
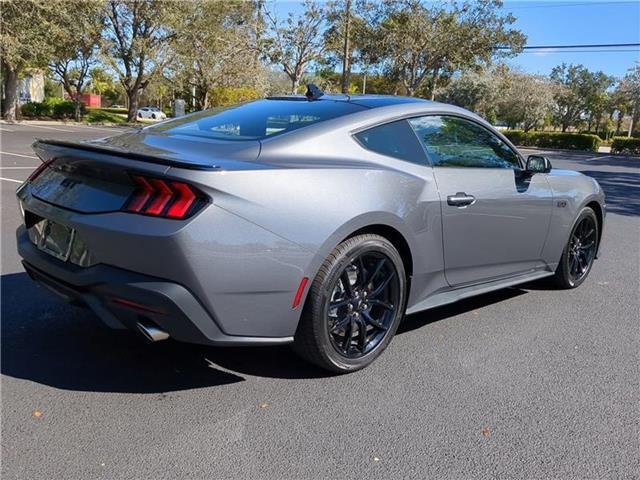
127,91 -> 138,122
616,112 -> 623,135
430,71 -> 438,101
629,104 -> 636,138
202,89 -> 209,110
291,77 -> 299,95
340,0 -> 352,94
2,64 -> 19,122
74,91 -> 82,122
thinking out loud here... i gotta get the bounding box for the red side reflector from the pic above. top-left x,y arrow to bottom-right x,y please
145,179 -> 173,215
292,277 -> 309,309
111,297 -> 166,314
166,181 -> 196,218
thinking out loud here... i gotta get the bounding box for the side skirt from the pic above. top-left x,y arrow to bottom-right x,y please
405,269 -> 554,316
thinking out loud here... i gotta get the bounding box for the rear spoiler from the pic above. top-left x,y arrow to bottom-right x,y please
32,139 -> 221,171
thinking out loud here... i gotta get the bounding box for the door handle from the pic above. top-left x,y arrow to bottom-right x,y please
447,192 -> 476,207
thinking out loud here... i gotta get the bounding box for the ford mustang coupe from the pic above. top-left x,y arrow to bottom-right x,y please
16,87 -> 605,373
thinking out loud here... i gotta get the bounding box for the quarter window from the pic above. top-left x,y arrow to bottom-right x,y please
354,120 -> 428,164
408,115 -> 520,169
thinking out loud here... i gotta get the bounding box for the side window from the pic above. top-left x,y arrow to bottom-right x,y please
408,115 -> 520,169
354,120 -> 428,165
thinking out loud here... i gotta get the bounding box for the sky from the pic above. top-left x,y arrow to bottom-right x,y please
274,0 -> 640,79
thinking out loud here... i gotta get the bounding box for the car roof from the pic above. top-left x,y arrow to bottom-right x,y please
266,93 -> 431,110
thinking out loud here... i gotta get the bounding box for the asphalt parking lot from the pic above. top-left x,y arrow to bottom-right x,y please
1,123 -> 638,479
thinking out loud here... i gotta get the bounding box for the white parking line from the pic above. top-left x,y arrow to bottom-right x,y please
0,177 -> 22,184
10,123 -> 74,132
0,127 -> 15,132
65,124 -> 125,133
0,151 -> 38,159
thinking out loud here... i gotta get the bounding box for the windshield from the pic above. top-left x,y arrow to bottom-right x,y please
150,99 -> 366,141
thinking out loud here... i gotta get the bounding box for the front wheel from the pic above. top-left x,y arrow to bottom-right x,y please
552,207 -> 599,288
293,234 -> 407,373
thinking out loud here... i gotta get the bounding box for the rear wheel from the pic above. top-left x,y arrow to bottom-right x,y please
294,234 -> 407,373
552,207 -> 598,288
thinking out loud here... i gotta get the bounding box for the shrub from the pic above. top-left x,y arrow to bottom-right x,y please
611,137 -> 640,155
503,130 -> 600,152
52,100 -> 83,119
20,102 -> 52,117
208,86 -> 261,108
502,130 -> 527,146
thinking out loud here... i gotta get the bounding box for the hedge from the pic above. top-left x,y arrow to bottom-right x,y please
503,130 -> 601,152
611,137 -> 640,155
20,99 -> 84,119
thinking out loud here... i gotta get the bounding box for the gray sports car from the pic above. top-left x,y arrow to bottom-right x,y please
16,86 -> 605,373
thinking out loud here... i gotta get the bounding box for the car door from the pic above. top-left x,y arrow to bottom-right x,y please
408,115 -> 553,287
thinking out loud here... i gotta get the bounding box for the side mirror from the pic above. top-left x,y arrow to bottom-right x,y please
526,155 -> 552,174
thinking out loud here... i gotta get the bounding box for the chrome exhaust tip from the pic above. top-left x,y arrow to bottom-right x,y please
136,321 -> 170,342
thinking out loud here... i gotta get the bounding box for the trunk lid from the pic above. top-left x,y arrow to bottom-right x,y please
29,132 -> 262,214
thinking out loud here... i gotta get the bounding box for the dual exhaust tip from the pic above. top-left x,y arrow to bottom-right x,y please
136,321 -> 170,342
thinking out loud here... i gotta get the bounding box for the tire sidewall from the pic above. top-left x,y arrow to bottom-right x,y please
312,237 -> 406,372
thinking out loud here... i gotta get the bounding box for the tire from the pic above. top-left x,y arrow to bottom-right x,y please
293,234 -> 407,373
552,207 -> 599,289
152,114 -> 156,119
137,113 -> 142,119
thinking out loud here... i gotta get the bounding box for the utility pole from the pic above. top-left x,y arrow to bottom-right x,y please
340,0 -> 352,94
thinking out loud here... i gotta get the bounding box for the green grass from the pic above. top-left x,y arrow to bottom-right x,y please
85,108 -> 127,124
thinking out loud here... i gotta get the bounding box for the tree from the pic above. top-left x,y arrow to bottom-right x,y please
498,71 -> 555,131
262,0 -> 327,94
437,69 -> 500,120
102,0 -> 176,121
618,63 -> 640,136
583,71 -> 614,133
373,0 -> 525,98
49,1 -> 105,121
170,1 -> 256,110
0,1 -> 62,120
550,63 -> 612,132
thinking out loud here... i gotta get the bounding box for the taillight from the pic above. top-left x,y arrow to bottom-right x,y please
27,160 -> 53,181
123,174 -> 206,219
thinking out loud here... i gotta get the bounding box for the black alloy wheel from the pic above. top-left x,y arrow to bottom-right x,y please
294,234 -> 407,373
553,207 -> 599,288
567,215 -> 597,284
327,251 -> 400,358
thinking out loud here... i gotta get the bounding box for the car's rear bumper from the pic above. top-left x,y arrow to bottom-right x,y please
17,227 -> 293,346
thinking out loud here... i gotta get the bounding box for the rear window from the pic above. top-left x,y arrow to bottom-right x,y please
151,99 -> 366,141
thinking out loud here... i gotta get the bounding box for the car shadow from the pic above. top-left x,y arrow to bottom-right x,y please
398,287 -> 527,334
1,272 -> 332,391
2,272 -> 533,390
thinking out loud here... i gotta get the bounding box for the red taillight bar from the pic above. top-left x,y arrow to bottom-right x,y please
127,176 -> 154,213
124,174 -> 204,219
27,160 -> 53,182
167,181 -> 197,218
145,178 -> 174,215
